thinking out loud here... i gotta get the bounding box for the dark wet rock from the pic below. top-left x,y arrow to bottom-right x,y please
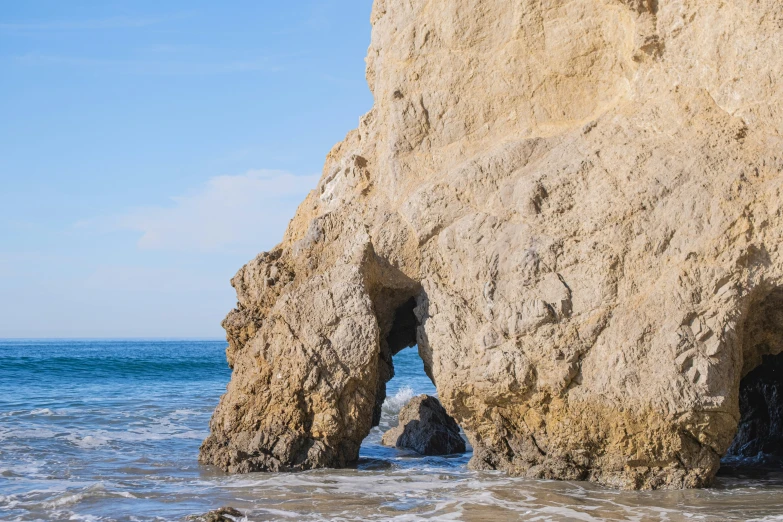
186,506 -> 244,522
726,352 -> 783,461
382,395 -> 466,455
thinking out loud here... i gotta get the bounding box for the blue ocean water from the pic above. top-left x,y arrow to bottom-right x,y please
2,339 -> 783,521
0,340 -> 232,520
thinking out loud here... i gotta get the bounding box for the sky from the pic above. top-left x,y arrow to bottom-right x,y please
0,1 -> 374,338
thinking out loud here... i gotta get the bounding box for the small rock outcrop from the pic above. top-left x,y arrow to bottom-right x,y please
381,395 -> 466,455
186,507 -> 244,522
201,0 -> 783,489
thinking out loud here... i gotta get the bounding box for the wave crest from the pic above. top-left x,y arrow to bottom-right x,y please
379,386 -> 415,429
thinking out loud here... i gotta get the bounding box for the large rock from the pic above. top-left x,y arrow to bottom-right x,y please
200,0 -> 783,489
381,395 -> 466,455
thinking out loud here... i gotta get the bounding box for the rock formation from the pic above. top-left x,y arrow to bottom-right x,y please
200,0 -> 783,489
381,394 -> 466,455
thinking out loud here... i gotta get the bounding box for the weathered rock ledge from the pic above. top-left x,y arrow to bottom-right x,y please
201,0 -> 783,489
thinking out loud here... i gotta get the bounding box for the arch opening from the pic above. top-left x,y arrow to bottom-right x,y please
726,351 -> 783,462
724,286 -> 783,466
361,295 -> 468,460
372,295 -> 426,427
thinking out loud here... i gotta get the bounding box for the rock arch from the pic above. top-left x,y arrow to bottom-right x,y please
199,212 -> 429,473
201,0 -> 783,490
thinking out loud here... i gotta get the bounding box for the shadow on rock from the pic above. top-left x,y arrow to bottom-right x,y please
382,395 -> 466,456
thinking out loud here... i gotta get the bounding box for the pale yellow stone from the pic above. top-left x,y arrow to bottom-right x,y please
201,0 -> 783,489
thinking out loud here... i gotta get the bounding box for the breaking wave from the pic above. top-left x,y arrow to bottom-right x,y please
382,385 -> 415,419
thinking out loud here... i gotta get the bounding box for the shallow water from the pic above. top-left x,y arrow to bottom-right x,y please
1,340 -> 782,521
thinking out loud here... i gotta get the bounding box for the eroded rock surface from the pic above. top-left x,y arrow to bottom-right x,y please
381,395 -> 466,455
201,0 -> 783,489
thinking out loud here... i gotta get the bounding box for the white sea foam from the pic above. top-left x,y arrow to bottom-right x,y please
382,386 -> 415,417
0,494 -> 20,509
66,434 -> 110,449
59,513 -> 101,522
41,482 -> 136,510
43,490 -> 90,509
0,427 -> 58,442
60,423 -> 206,449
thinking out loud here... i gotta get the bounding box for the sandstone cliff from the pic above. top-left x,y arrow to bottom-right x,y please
200,0 -> 783,489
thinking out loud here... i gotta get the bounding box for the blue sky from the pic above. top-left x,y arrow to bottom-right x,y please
0,1 -> 374,338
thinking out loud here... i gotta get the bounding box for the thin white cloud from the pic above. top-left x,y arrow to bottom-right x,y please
12,53 -> 284,75
0,17 -> 162,31
116,170 -> 319,252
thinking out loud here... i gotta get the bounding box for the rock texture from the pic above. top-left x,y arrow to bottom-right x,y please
201,0 -> 783,489
381,394 -> 466,455
186,507 -> 244,522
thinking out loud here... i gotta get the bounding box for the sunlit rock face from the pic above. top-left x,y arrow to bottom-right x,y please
200,0 -> 783,489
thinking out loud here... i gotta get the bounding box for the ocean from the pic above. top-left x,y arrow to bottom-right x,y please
1,339 -> 782,521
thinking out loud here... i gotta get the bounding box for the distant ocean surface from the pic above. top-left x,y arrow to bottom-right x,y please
1,339 -> 782,521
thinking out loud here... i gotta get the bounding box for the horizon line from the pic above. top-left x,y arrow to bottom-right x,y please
0,337 -> 227,341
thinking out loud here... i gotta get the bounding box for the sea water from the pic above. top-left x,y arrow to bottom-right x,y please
1,339 -> 782,521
